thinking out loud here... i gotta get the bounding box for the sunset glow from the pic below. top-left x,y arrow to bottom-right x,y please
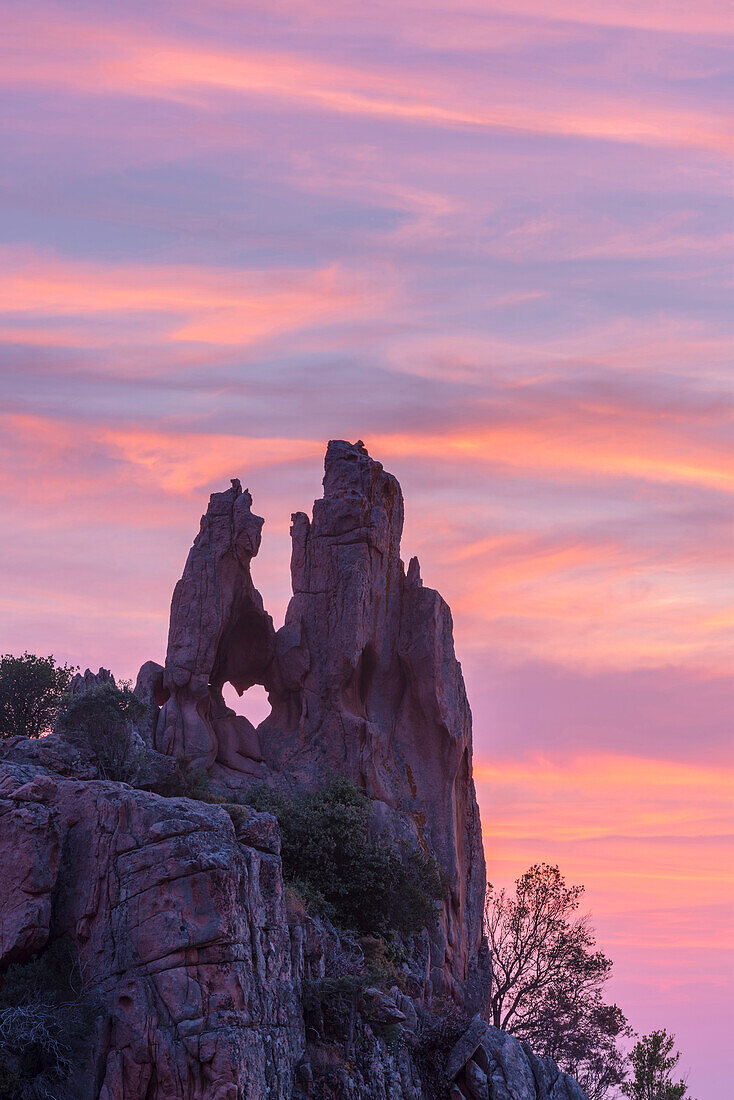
3,1 -> 733,1094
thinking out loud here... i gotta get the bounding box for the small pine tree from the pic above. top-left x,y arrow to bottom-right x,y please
622,1029 -> 697,1100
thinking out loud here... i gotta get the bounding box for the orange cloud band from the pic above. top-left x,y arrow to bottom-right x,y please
2,11 -> 733,155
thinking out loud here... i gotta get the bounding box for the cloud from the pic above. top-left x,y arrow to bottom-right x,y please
0,247 -> 390,352
3,9 -> 734,155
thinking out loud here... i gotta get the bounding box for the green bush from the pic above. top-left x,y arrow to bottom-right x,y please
56,681 -> 146,782
0,653 -> 76,739
178,764 -> 216,802
245,776 -> 443,937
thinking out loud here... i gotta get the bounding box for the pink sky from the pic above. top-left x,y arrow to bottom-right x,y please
2,2 -> 733,1094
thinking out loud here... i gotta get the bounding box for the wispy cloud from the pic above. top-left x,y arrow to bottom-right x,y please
3,10 -> 734,154
0,248 -> 391,350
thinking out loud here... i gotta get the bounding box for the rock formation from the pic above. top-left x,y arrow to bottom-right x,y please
0,440 -> 591,1100
263,440 -> 485,1000
0,762 -> 302,1098
154,479 -> 275,776
445,1017 -> 588,1100
0,757 -> 588,1100
149,440 -> 485,1000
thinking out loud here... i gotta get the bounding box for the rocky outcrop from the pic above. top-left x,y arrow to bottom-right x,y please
154,480 -> 276,777
68,667 -> 117,696
446,1018 -> 589,1100
263,441 -> 485,1000
0,761 -> 303,1099
0,755 -> 588,1100
148,442 -> 485,1001
0,440 -> 591,1099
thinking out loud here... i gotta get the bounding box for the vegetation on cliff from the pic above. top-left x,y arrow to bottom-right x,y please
0,939 -> 96,1100
55,680 -> 146,782
245,776 -> 444,938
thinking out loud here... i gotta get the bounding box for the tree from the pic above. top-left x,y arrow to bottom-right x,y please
484,863 -> 631,1100
55,681 -> 146,782
0,653 -> 76,739
622,1030 -> 697,1100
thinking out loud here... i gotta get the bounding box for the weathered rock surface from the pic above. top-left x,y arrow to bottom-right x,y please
446,1019 -> 589,1100
153,441 -> 485,1000
0,754 -> 588,1100
155,479 -> 276,777
0,760 -> 303,1099
69,666 -> 117,695
268,441 -> 486,999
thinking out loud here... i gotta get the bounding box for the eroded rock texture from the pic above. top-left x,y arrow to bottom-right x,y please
155,479 -> 276,777
446,1018 -> 589,1100
145,442 -> 485,1000
0,748 -> 589,1100
0,761 -> 303,1099
263,441 -> 486,999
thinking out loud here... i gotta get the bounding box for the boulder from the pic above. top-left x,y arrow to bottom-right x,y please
446,1015 -> 492,1081
0,732 -> 97,779
361,987 -> 408,1026
447,1022 -> 589,1100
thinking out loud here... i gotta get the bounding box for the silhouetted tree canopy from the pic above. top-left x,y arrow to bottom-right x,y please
484,863 -> 630,1100
0,653 -> 76,740
55,681 -> 145,782
622,1029 -> 697,1100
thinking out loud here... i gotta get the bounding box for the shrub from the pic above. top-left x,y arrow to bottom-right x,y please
302,941 -> 368,1047
245,776 -> 443,938
178,765 -> 216,802
414,1000 -> 472,1100
0,939 -> 99,1099
0,939 -> 82,1010
0,653 -> 76,739
55,682 -> 146,782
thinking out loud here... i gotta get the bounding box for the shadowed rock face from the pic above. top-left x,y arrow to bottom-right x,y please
150,441 -> 486,999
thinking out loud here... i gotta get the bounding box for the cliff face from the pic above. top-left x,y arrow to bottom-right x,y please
0,759 -> 587,1100
0,441 -> 590,1100
263,441 -> 485,999
0,762 -> 302,1099
152,440 -> 484,1000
